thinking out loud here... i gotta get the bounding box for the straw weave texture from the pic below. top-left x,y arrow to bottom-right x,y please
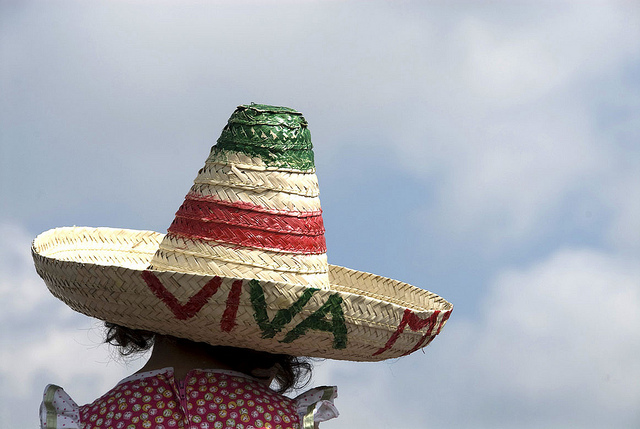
33,227 -> 452,361
196,162 -> 320,197
155,134 -> 327,288
208,147 -> 316,174
152,233 -> 329,289
187,184 -> 321,213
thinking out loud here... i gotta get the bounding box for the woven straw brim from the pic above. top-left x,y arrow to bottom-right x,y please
32,227 -> 452,362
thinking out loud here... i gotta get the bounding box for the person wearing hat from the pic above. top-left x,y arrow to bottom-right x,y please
33,104 -> 453,429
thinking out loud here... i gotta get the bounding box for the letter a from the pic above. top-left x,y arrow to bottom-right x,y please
282,293 -> 347,349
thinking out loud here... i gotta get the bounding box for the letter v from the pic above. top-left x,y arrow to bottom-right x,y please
142,271 -> 223,320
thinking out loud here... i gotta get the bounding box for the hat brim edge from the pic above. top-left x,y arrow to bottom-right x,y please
32,226 -> 452,362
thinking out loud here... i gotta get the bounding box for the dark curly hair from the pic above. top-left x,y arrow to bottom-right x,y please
104,322 -> 313,393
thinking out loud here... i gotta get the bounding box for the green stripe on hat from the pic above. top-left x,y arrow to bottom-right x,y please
214,103 -> 315,171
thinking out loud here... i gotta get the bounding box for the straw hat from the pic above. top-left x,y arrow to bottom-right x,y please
32,104 -> 452,362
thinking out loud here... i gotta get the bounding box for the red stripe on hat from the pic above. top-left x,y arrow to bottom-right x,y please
168,198 -> 327,254
169,218 -> 327,254
176,197 -> 325,235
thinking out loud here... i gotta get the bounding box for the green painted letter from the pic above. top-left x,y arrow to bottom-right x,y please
250,279 -> 317,339
282,293 -> 347,349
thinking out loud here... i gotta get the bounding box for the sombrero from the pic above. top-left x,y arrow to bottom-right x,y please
32,103 -> 452,362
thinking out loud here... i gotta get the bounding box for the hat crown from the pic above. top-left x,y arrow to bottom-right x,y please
216,103 -> 314,171
149,104 -> 329,289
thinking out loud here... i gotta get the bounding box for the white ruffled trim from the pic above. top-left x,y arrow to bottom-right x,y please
40,385 -> 80,429
295,386 -> 339,427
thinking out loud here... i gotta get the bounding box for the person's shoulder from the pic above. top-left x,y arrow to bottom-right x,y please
39,384 -> 80,429
294,386 -> 339,426
38,372 -> 147,429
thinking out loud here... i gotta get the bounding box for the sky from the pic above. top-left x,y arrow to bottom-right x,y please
1,0 -> 639,428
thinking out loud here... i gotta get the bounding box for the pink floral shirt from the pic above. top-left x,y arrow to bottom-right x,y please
40,368 -> 338,429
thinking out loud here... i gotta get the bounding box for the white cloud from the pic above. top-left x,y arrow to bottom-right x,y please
382,2 -> 640,251
0,222 -> 147,428
602,166 -> 640,253
0,223 -> 50,314
2,1 -> 637,253
313,248 -> 640,428
431,107 -> 605,248
457,3 -> 640,106
1,2 -> 639,428
477,249 -> 640,410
